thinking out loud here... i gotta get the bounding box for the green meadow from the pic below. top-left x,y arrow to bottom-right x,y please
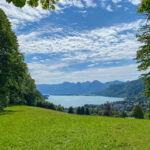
0,106 -> 150,150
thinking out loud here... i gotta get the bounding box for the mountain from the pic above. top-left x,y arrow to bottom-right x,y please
36,80 -> 123,95
98,79 -> 145,98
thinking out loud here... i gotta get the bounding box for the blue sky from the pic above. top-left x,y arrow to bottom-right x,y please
0,0 -> 145,84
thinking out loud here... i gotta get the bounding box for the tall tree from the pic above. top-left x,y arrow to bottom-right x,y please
0,8 -> 26,109
103,102 -> 112,116
0,8 -> 43,110
135,0 -> 150,118
120,111 -> 128,118
85,108 -> 90,115
76,107 -> 81,115
131,104 -> 144,119
68,106 -> 74,114
80,106 -> 85,115
135,24 -> 150,98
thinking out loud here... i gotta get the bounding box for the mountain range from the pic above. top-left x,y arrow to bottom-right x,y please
36,80 -> 123,95
98,79 -> 145,98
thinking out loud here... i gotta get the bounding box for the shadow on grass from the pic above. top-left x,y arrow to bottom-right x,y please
0,110 -> 24,115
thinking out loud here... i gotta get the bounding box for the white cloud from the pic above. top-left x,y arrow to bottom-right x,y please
112,0 -> 122,3
128,0 -> 141,5
0,0 -> 50,29
106,5 -> 113,12
83,0 -> 97,7
0,0 -> 98,29
28,62 -> 68,71
32,56 -> 38,60
124,7 -> 129,11
0,0 -> 141,30
117,5 -> 122,8
28,63 -> 143,84
18,19 -> 144,63
58,0 -> 84,8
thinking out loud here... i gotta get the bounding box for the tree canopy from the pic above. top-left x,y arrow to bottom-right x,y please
137,0 -> 150,20
135,0 -> 150,99
0,8 -> 44,110
5,0 -> 58,9
131,104 -> 144,119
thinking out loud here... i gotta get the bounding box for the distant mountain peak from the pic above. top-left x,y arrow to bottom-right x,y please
36,80 -> 124,95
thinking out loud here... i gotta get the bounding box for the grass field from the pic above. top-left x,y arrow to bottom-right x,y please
0,106 -> 150,150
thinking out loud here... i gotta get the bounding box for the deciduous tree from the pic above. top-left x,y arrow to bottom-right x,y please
0,8 -> 43,110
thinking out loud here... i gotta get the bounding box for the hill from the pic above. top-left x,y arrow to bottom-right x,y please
36,80 -> 123,95
0,105 -> 150,150
98,79 -> 145,98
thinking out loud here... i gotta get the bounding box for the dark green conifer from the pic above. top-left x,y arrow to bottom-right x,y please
131,104 -> 144,119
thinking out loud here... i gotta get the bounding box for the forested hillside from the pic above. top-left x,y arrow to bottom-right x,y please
0,9 -> 43,110
99,79 -> 145,98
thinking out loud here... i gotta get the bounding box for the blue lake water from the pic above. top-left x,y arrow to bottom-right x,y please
47,95 -> 124,108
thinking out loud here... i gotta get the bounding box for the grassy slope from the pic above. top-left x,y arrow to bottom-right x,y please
0,106 -> 150,150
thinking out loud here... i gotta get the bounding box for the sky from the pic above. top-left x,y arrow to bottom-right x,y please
0,0 -> 146,84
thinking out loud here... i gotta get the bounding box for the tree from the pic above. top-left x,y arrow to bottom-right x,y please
68,106 -> 74,114
131,104 -> 144,119
0,8 -> 43,110
137,0 -> 150,20
146,101 -> 150,119
57,105 -> 64,112
0,8 -> 26,109
80,106 -> 85,115
76,107 -> 81,114
103,102 -> 112,116
85,108 -> 90,115
120,111 -> 128,118
135,1 -> 150,118
5,0 -> 58,10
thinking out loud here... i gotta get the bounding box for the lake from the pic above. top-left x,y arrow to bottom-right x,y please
47,95 -> 124,108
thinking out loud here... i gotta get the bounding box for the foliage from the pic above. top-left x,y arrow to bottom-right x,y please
85,107 -> 90,115
68,106 -> 74,114
56,104 -> 64,111
146,101 -> 150,119
136,0 -> 150,119
137,0 -> 150,20
5,0 -> 58,10
76,107 -> 81,114
131,104 -> 144,119
0,9 -> 43,110
37,101 -> 56,110
120,111 -> 128,118
1,105 -> 150,149
135,24 -> 150,110
103,102 -> 113,116
80,106 -> 85,114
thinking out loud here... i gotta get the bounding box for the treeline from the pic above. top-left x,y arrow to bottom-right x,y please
67,104 -> 124,117
37,101 -> 64,111
67,102 -> 145,119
